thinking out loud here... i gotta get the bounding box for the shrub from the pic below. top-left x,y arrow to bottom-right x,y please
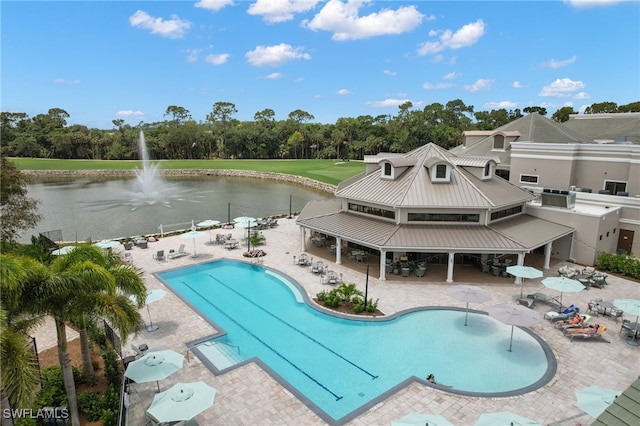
102,348 -> 122,389
35,366 -> 68,407
595,252 -> 640,280
78,391 -> 103,421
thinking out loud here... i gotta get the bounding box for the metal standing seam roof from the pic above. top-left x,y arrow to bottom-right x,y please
296,200 -> 573,253
593,378 -> 640,426
336,143 -> 535,209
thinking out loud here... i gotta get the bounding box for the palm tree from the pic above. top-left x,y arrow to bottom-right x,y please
11,248 -> 145,426
61,246 -> 147,377
247,232 -> 266,253
0,255 -> 44,418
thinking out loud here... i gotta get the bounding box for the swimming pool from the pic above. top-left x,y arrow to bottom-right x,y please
156,260 -> 556,424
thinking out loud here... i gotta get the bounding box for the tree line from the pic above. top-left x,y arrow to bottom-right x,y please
2,100 -> 638,161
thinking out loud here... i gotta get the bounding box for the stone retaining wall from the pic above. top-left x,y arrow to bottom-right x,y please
23,169 -> 337,194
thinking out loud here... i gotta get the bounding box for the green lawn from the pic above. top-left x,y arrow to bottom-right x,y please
10,158 -> 365,186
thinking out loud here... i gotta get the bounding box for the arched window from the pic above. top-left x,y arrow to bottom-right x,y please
484,162 -> 491,178
384,162 -> 392,176
493,135 -> 505,150
436,164 -> 447,179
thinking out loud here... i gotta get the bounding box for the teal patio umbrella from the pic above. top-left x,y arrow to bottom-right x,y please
613,298 -> 640,345
198,219 -> 221,245
474,411 -> 541,425
506,265 -> 543,298
181,221 -> 206,258
147,381 -> 216,423
130,289 -> 167,332
124,349 -> 184,392
541,276 -> 585,308
576,385 -> 619,418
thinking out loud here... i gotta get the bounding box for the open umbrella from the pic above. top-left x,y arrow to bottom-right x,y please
541,276 -> 585,308
146,381 -> 216,423
234,216 -> 257,228
474,411 -> 541,425
446,285 -> 492,326
130,289 -> 167,332
506,265 -> 543,298
181,221 -> 206,258
94,239 -> 121,249
392,412 -> 454,426
124,349 -> 184,392
52,245 -> 76,255
487,303 -> 542,352
576,385 -> 619,418
613,298 -> 640,345
198,219 -> 221,245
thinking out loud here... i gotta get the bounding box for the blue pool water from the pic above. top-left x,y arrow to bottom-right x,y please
156,260 -> 555,424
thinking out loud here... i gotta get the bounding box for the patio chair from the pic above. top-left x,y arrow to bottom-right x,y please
153,250 -> 166,262
544,304 -> 579,322
586,300 -> 601,316
167,244 -> 189,259
566,325 -> 610,342
610,307 -> 624,323
618,320 -> 634,337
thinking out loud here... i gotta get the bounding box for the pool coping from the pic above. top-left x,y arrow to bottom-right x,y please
153,258 -> 558,426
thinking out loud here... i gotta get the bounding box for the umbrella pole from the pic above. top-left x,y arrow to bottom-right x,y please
146,305 -> 158,332
508,325 -> 514,352
520,278 -> 524,298
464,302 -> 469,326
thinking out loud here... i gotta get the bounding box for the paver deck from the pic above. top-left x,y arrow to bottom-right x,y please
33,217 -> 640,425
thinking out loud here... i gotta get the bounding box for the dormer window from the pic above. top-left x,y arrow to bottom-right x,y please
493,134 -> 505,150
483,162 -> 493,179
384,162 -> 392,176
430,162 -> 451,182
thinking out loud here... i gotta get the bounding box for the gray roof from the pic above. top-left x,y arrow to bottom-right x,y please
593,378 -> 640,426
336,143 -> 534,209
563,112 -> 640,144
297,200 -> 573,253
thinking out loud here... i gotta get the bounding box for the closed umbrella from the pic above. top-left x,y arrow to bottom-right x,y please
392,412 -> 454,426
541,276 -> 585,308
487,304 -> 542,352
130,289 -> 167,332
613,298 -> 640,345
506,265 -> 543,298
198,219 -> 221,245
147,381 -> 216,423
576,385 -> 619,418
446,285 -> 492,326
124,349 -> 184,392
474,411 -> 541,425
181,221 -> 206,258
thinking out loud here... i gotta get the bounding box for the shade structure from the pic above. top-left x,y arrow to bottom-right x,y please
124,349 -> 184,392
487,303 -> 542,352
541,276 -> 585,308
197,220 -> 221,245
392,412 -> 454,426
181,222 -> 206,258
576,385 -> 620,418
130,289 -> 167,332
446,285 -> 492,326
506,265 -> 543,298
94,239 -> 121,249
234,216 -> 257,228
474,411 -> 541,425
614,298 -> 640,345
52,245 -> 76,255
146,381 -> 216,423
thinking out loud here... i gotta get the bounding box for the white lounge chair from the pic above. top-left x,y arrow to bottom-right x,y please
167,244 -> 189,259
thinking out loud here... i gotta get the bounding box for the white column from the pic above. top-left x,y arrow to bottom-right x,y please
446,252 -> 455,283
379,249 -> 386,281
544,242 -> 552,270
299,227 -> 306,252
514,253 -> 525,284
336,237 -> 342,265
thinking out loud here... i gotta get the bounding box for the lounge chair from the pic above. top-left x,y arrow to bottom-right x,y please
566,325 -> 610,342
167,244 -> 189,259
518,297 -> 535,308
544,304 -> 579,322
527,292 -> 563,309
152,250 -> 166,262
555,314 -> 591,330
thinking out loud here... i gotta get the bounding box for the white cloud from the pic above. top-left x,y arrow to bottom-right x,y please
383,70 -> 397,76
265,72 -> 283,79
422,82 -> 454,90
538,78 -> 586,98
464,78 -> 493,92
302,0 -> 424,41
115,110 -> 145,119
195,0 -> 235,11
574,91 -> 591,99
248,0 -> 322,24
205,53 -> 230,65
545,55 -> 577,69
512,81 -> 523,88
245,43 -> 311,67
417,19 -> 486,55
186,49 -> 201,63
484,101 -> 518,109
443,72 -> 461,80
54,78 -> 80,85
564,0 -> 634,8
129,10 -> 191,39
337,89 -> 351,95
367,98 -> 413,108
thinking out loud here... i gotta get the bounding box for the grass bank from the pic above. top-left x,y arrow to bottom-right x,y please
11,158 -> 365,186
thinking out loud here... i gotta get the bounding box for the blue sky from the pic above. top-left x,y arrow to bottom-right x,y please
2,0 -> 639,129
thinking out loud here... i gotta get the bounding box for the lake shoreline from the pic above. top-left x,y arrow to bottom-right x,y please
23,168 -> 337,194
